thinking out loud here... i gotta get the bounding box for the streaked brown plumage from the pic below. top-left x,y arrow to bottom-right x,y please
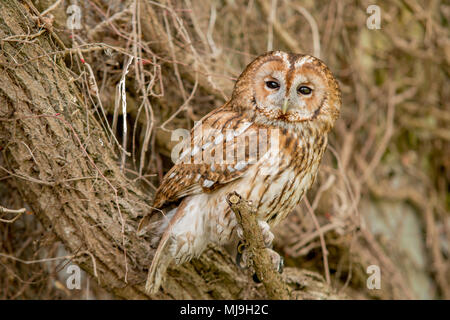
143,51 -> 341,293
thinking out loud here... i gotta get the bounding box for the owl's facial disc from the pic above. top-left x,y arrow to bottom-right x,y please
283,70 -> 326,121
252,58 -> 328,123
253,60 -> 288,116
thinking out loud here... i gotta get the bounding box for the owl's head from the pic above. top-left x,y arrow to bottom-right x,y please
232,51 -> 341,132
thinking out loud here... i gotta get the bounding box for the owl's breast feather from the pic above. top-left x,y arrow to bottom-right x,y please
239,133 -> 326,226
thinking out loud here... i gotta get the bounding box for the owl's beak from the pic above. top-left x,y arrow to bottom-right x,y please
282,97 -> 289,114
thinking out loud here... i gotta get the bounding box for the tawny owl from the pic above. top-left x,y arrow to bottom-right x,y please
141,51 -> 341,294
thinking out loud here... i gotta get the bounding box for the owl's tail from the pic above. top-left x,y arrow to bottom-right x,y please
145,207 -> 178,294
145,228 -> 173,294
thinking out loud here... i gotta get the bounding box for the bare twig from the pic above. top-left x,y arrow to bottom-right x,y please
304,198 -> 331,286
40,0 -> 63,17
290,4 -> 321,58
0,206 -> 26,223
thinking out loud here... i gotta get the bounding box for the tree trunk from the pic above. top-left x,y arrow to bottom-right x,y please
0,0 -> 338,300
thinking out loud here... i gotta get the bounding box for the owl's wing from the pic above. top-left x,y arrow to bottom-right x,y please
153,104 -> 262,209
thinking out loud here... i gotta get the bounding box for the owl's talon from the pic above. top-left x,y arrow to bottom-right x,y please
252,272 -> 261,283
267,248 -> 284,274
278,256 -> 284,274
235,241 -> 247,269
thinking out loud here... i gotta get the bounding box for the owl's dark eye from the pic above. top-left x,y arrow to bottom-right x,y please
265,80 -> 280,89
298,86 -> 312,95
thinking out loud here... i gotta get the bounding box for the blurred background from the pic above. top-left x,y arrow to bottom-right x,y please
0,0 -> 449,299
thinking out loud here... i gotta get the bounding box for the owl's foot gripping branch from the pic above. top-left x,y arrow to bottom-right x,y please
226,192 -> 291,300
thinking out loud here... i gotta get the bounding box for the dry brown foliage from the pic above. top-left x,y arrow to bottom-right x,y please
0,0 -> 448,299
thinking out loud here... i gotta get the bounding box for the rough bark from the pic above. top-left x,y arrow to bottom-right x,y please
0,0 -> 340,300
